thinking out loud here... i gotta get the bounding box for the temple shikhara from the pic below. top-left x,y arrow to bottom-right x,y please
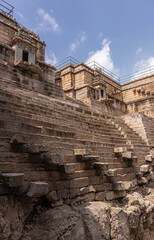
0,1 -> 154,239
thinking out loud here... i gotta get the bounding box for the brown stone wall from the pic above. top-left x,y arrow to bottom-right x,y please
61,72 -> 73,91
126,98 -> 154,118
75,86 -> 89,103
0,44 -> 14,64
74,71 -> 85,88
0,12 -> 46,62
0,19 -> 16,46
122,75 -> 154,103
122,75 -> 154,117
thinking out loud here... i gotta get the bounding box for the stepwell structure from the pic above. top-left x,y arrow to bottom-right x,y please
0,6 -> 154,239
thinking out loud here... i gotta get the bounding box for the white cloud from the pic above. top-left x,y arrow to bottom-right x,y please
70,32 -> 87,53
136,47 -> 142,55
88,51 -> 94,56
85,38 -> 119,74
34,8 -> 61,33
16,11 -> 24,20
131,57 -> 154,80
134,57 -> 154,71
46,53 -> 58,66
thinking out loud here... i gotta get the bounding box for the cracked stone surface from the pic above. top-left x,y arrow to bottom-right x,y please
0,191 -> 154,240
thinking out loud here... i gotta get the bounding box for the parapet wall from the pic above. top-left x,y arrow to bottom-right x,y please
122,75 -> 154,118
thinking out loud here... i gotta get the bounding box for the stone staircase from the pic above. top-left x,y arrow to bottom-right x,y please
122,112 -> 154,146
0,62 -> 153,205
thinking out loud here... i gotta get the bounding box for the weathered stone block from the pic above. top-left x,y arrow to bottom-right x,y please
113,181 -> 125,191
59,164 -> 75,174
1,173 -> 24,187
75,154 -> 97,162
132,156 -> 138,163
136,172 -> 143,180
70,177 -> 89,189
127,144 -> 134,150
23,144 -> 40,153
145,155 -> 152,162
114,147 -> 127,153
122,151 -> 133,159
51,199 -> 63,207
140,164 -> 150,173
47,191 -> 58,202
83,155 -> 98,162
70,185 -> 95,199
66,192 -> 95,205
27,181 -> 49,197
93,162 -> 108,171
57,189 -> 69,199
74,149 -> 88,155
105,169 -> 117,177
95,191 -> 105,201
106,190 -> 126,201
137,177 -> 147,185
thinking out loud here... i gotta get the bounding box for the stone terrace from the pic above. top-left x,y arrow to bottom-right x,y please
0,59 -> 153,205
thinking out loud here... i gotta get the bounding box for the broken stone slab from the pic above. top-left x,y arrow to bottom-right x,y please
114,147 -> 127,153
1,173 -> 24,187
145,155 -> 153,162
106,190 -> 126,201
105,169 -> 117,177
58,164 -> 76,174
140,164 -> 150,173
26,181 -> 49,197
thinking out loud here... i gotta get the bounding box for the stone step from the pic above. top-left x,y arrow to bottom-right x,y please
26,181 -> 49,197
0,173 -> 24,187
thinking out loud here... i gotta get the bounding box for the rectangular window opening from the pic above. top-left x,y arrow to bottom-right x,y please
101,89 -> 104,98
22,50 -> 29,62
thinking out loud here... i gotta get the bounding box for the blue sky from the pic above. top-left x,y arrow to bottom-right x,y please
8,0 -> 154,76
